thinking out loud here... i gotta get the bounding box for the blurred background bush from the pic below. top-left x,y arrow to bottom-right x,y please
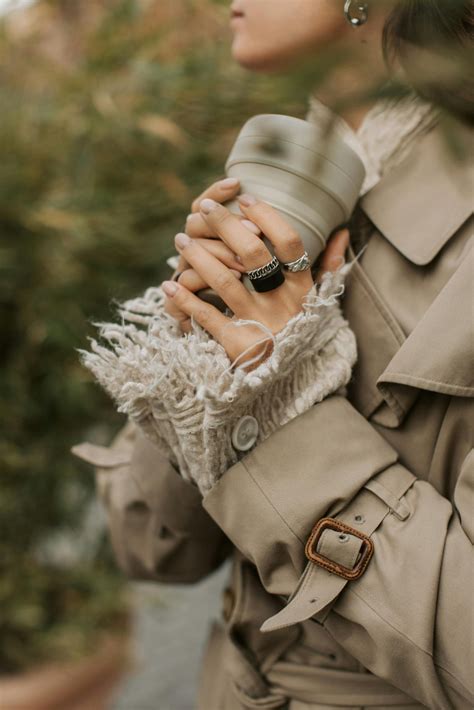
0,0 -> 322,680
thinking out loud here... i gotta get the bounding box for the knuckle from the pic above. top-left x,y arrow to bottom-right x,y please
172,286 -> 186,305
193,306 -> 211,326
177,270 -> 191,285
242,241 -> 267,262
214,271 -> 235,292
285,231 -> 303,252
191,197 -> 203,213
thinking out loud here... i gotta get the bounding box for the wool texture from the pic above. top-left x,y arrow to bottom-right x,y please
82,267 -> 356,494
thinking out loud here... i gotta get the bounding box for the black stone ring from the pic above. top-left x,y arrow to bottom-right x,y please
250,264 -> 285,293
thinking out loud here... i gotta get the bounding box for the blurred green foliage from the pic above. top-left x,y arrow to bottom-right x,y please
0,0 -> 318,673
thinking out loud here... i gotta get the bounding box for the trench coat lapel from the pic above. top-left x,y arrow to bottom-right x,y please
359,116 -> 473,265
348,117 -> 473,427
378,249 -> 474,397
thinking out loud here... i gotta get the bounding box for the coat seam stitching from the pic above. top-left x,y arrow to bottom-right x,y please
380,372 -> 473,395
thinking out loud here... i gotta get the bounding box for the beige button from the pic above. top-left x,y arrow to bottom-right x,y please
231,415 -> 259,452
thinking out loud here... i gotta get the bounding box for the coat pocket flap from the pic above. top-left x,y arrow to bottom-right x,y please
71,442 -> 131,468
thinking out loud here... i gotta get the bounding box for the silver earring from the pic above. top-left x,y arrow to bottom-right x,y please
344,0 -> 369,27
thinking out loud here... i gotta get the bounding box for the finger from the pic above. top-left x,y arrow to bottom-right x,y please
163,274 -> 192,326
174,232 -> 253,314
185,211 -> 261,239
194,238 -> 247,272
170,244 -> 245,288
199,199 -> 273,274
161,279 -> 232,343
171,254 -> 190,278
316,228 -> 350,282
185,212 -> 217,238
169,254 -> 190,284
163,268 -> 241,332
177,266 -> 242,292
171,239 -> 247,275
191,177 -> 241,213
237,194 -> 307,269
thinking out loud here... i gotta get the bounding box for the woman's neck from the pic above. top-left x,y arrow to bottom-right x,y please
315,7 -> 392,132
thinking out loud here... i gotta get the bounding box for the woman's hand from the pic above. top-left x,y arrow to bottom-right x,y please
161,194 -> 349,371
164,264 -> 243,334
164,177 -> 261,324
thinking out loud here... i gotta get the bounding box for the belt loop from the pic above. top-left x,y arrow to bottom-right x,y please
364,464 -> 415,521
364,479 -> 411,520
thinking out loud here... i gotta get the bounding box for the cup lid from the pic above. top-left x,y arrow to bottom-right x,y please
226,113 -> 365,188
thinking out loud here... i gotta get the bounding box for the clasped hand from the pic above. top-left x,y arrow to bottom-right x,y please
162,178 -> 349,372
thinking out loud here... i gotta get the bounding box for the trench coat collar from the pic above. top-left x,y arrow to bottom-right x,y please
359,116 -> 473,266
348,240 -> 473,429
352,117 -> 473,427
378,248 -> 473,400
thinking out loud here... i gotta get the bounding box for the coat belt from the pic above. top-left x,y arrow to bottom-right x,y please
265,661 -> 422,707
219,622 -> 422,708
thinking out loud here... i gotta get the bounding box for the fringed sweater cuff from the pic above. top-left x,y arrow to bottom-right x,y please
82,267 -> 357,495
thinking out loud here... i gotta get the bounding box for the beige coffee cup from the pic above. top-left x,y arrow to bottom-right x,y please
198,113 -> 366,310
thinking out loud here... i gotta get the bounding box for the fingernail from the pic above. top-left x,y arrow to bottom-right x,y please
200,198 -> 219,214
175,232 -> 191,248
241,219 -> 261,235
238,194 -> 257,207
235,255 -> 242,263
220,177 -> 240,189
162,280 -> 179,296
185,213 -> 194,222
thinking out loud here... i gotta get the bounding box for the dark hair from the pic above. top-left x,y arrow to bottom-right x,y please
382,0 -> 474,124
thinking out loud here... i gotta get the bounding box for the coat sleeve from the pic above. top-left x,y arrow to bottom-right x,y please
81,269 -> 356,494
202,394 -> 474,709
72,421 -> 232,583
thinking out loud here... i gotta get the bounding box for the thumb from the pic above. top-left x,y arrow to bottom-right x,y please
316,228 -> 350,282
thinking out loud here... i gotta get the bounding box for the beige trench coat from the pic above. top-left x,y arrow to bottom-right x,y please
74,116 -> 473,709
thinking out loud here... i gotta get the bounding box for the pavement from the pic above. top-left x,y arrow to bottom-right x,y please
112,562 -> 230,710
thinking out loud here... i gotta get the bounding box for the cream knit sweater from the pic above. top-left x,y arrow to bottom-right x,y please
83,90 -> 439,495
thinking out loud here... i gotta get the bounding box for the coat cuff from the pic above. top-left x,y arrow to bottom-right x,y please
202,395 -> 405,597
81,270 -> 357,495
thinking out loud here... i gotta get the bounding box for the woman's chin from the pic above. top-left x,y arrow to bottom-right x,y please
231,41 -> 292,73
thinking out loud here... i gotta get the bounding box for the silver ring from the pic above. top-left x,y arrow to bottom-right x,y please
282,251 -> 311,273
246,255 -> 281,281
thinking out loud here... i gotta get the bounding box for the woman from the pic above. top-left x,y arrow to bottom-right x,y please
73,1 -> 473,708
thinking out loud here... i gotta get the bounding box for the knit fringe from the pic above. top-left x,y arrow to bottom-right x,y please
82,266 -> 356,494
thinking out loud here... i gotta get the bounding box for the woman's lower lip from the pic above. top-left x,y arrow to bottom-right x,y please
230,13 -> 245,24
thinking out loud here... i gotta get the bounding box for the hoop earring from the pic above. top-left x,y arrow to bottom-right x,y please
344,0 -> 369,27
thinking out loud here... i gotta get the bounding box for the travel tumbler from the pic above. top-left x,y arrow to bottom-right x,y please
197,112 -> 366,310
